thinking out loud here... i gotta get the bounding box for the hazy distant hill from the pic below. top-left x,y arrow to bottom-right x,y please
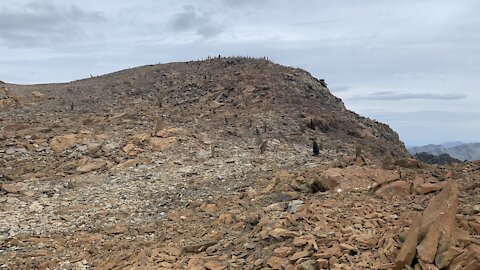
409,142 -> 480,161
413,152 -> 462,165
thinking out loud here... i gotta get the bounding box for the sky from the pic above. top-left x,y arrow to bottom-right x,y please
0,0 -> 479,146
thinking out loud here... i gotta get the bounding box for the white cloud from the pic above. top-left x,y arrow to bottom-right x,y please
352,92 -> 467,101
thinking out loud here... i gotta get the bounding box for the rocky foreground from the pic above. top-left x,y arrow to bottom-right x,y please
0,58 -> 479,269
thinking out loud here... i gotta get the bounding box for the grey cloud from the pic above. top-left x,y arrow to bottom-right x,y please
331,86 -> 351,93
221,0 -> 270,9
352,91 -> 467,101
169,5 -> 222,39
222,0 -> 250,8
0,0 -> 105,47
197,25 -> 223,39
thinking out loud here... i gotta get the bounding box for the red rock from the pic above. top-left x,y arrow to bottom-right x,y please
204,261 -> 226,270
416,182 -> 446,194
182,240 -> 217,253
417,182 -> 458,263
50,134 -> 79,152
315,259 -> 329,269
469,221 -> 480,234
464,259 -> 480,270
417,228 -> 440,264
268,228 -> 298,239
435,246 -> 463,269
267,256 -> 286,269
289,250 -> 310,261
273,247 -> 292,258
293,236 -> 309,247
312,168 -> 341,191
313,243 -> 341,259
375,180 -> 411,198
395,214 -> 422,270
412,176 -> 425,193
418,259 -> 439,270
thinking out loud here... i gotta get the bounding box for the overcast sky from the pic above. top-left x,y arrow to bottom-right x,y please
1,0 -> 479,146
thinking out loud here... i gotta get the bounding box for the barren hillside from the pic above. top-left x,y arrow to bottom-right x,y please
0,57 -> 478,269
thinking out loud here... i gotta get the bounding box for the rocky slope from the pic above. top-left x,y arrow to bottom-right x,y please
0,57 -> 478,269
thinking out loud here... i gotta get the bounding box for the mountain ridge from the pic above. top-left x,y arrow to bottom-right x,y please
409,142 -> 480,161
1,57 -> 407,167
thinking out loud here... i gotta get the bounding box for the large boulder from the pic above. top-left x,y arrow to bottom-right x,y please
394,182 -> 476,269
50,134 -> 79,153
417,182 -> 458,263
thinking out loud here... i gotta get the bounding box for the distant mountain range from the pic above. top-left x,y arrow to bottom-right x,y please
408,142 -> 480,161
413,152 -> 462,165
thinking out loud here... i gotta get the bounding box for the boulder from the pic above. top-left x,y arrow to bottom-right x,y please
417,182 -> 458,263
415,182 -> 446,194
395,182 -> 463,268
311,168 -> 342,192
50,134 -> 79,153
375,180 -> 411,198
